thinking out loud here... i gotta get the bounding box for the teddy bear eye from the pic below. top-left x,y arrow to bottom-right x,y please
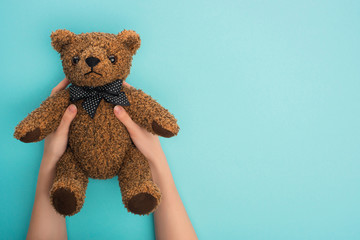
109,55 -> 116,64
72,56 -> 80,65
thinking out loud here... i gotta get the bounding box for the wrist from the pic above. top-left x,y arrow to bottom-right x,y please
148,153 -> 173,185
41,152 -> 60,169
148,152 -> 167,170
36,155 -> 58,194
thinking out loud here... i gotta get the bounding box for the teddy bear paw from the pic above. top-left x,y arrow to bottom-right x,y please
128,192 -> 158,215
18,127 -> 41,143
52,187 -> 77,216
152,120 -> 177,138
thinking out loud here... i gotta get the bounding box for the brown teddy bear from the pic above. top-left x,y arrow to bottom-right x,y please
13,29 -> 179,216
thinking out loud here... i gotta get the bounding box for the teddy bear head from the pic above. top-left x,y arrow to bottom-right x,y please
50,29 -> 141,87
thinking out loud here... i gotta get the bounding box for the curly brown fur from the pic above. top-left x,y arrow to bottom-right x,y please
119,147 -> 161,215
50,148 -> 88,216
13,29 -> 179,216
51,29 -> 140,87
14,90 -> 70,142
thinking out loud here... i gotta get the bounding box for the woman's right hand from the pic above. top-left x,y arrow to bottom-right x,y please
113,82 -> 166,165
115,82 -> 198,240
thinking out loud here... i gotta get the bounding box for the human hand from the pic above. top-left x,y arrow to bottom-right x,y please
42,78 -> 77,166
113,82 -> 166,165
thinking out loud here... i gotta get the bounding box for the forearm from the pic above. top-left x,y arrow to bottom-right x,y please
27,155 -> 67,240
149,155 -> 198,240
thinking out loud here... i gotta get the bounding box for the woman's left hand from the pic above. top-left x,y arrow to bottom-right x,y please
27,78 -> 74,240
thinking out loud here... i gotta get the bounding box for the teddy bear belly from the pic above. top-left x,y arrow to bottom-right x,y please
68,100 -> 131,179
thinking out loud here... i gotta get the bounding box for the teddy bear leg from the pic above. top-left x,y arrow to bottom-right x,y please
50,148 -> 88,216
118,147 -> 162,215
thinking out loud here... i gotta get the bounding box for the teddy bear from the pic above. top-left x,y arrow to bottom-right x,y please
13,29 -> 180,216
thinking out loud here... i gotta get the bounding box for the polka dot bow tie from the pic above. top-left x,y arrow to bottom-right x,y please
69,79 -> 130,118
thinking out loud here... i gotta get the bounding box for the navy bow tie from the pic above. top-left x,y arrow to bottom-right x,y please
69,79 -> 130,118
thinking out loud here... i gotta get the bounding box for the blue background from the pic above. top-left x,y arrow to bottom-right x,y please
1,0 -> 360,239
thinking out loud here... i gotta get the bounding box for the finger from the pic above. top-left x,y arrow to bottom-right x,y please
114,106 -> 140,134
123,81 -> 135,89
51,78 -> 70,96
56,104 -> 77,135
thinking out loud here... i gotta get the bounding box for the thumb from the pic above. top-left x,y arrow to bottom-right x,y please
114,106 -> 137,133
57,104 -> 77,135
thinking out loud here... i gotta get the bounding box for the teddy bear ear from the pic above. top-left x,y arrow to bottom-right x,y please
117,30 -> 141,55
50,29 -> 75,53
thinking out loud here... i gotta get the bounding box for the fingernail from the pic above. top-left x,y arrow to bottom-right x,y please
69,104 -> 77,112
114,106 -> 122,114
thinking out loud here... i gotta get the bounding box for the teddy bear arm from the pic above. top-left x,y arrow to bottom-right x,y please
123,87 -> 180,138
14,89 -> 70,143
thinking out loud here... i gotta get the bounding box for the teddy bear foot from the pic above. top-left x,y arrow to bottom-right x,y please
128,192 -> 158,215
122,180 -> 162,215
52,187 -> 77,216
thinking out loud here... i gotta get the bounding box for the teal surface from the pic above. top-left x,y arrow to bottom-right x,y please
1,0 -> 360,239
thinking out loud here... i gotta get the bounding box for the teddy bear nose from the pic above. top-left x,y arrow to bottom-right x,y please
85,57 -> 100,67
